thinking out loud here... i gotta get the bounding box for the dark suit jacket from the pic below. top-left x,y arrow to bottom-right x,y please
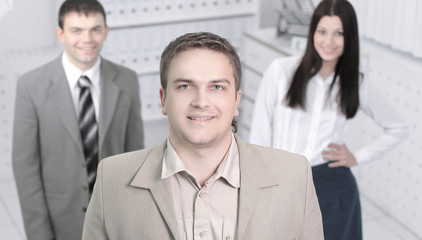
82,135 -> 323,240
12,55 -> 144,240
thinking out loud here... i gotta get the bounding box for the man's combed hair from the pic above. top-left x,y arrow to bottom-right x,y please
285,0 -> 360,119
160,32 -> 242,92
160,32 -> 242,132
59,0 -> 107,29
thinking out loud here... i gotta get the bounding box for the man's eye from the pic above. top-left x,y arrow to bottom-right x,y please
179,84 -> 189,89
213,85 -> 223,91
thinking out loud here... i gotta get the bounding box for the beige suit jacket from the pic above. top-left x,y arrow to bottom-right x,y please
83,135 -> 323,240
12,56 -> 144,240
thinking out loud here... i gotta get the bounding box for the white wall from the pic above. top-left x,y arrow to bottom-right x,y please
0,1 -> 57,52
350,40 -> 422,239
259,0 -> 279,27
347,0 -> 422,237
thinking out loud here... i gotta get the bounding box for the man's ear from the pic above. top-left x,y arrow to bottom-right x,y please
159,88 -> 167,116
104,25 -> 109,40
56,26 -> 65,43
234,90 -> 242,117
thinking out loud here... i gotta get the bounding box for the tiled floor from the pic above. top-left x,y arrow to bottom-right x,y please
360,195 -> 421,240
0,177 -> 420,240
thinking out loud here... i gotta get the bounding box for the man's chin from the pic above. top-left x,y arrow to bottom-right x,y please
188,139 -> 215,147
185,136 -> 217,147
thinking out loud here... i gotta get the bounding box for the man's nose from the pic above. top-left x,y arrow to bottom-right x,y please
191,89 -> 210,108
81,31 -> 93,42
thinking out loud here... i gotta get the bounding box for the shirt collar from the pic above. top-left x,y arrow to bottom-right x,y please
161,133 -> 240,188
62,52 -> 101,88
313,72 -> 335,86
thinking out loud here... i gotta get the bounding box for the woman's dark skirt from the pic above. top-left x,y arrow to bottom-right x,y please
312,162 -> 362,240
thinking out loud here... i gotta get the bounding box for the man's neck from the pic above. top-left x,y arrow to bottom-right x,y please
170,134 -> 233,187
64,51 -> 99,72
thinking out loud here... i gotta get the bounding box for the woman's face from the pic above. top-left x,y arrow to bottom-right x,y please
313,15 -> 344,64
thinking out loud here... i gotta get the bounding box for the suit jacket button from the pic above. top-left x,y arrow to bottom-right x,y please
82,207 -> 87,212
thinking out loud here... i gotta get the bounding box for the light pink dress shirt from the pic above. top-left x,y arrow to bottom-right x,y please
161,134 -> 239,240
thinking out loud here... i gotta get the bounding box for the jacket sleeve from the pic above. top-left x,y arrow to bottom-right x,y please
300,158 -> 324,240
249,60 -> 280,147
82,160 -> 109,239
12,78 -> 55,240
125,70 -> 144,151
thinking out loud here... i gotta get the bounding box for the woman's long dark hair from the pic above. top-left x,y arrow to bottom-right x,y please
285,0 -> 360,119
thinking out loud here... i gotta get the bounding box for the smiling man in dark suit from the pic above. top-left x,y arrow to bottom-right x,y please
12,1 -> 144,240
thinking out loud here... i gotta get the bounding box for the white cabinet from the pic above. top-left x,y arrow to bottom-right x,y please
238,28 -> 303,139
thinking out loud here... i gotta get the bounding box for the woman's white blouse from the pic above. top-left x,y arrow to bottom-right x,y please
249,55 -> 409,166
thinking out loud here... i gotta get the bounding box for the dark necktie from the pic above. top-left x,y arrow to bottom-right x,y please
78,75 -> 99,195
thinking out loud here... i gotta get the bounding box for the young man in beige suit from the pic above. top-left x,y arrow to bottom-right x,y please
82,32 -> 323,240
12,1 -> 144,240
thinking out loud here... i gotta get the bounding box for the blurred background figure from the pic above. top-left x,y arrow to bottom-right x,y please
11,1 -> 144,239
249,0 -> 408,239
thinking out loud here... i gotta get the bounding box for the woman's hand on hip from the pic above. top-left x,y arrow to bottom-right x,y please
322,143 -> 357,168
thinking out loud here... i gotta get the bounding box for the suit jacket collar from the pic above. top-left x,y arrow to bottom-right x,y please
130,135 -> 279,240
130,141 -> 179,239
98,58 -> 120,152
235,135 -> 279,239
47,56 -> 121,158
47,56 -> 83,157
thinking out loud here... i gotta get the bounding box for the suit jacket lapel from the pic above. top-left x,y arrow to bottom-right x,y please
235,135 -> 280,239
127,136 -> 278,240
47,56 -> 83,156
98,59 -> 119,152
130,141 -> 179,240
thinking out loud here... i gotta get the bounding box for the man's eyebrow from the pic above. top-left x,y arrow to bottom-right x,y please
173,78 -> 193,84
209,79 -> 231,85
68,25 -> 103,30
171,78 -> 232,86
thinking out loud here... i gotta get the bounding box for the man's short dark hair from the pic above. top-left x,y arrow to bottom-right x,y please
160,32 -> 242,132
160,32 -> 242,92
59,0 -> 107,29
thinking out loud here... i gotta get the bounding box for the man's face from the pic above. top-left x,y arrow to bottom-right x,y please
56,12 -> 108,71
160,48 -> 241,149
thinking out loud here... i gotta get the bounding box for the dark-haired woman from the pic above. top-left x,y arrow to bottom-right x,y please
249,0 -> 408,239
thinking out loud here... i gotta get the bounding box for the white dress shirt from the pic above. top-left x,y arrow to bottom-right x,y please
161,134 -> 239,240
250,55 -> 408,166
62,52 -> 101,120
